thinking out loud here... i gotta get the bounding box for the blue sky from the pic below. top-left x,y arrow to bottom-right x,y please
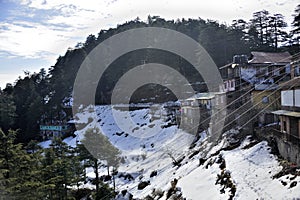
0,0 -> 299,88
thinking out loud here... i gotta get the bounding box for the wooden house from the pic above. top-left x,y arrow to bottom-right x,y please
39,109 -> 75,140
220,51 -> 291,128
180,92 -> 226,134
272,76 -> 300,141
40,123 -> 73,140
241,51 -> 291,85
270,69 -> 300,165
291,53 -> 300,79
220,51 -> 291,89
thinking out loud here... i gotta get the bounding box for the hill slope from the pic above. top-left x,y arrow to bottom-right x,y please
41,105 -> 300,199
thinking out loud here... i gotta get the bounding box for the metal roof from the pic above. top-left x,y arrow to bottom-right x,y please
249,51 -> 291,64
185,92 -> 225,101
272,110 -> 300,118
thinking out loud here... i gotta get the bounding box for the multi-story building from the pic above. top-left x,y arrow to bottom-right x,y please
272,76 -> 300,141
260,53 -> 300,165
180,92 -> 226,135
220,51 -> 291,128
40,123 -> 74,140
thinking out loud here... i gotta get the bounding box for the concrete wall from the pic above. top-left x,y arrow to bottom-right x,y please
255,127 -> 300,165
251,90 -> 280,112
276,137 -> 300,165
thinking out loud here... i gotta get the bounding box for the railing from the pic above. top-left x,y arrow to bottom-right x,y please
256,126 -> 300,146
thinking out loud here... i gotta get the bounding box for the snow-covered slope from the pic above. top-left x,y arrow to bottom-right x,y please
41,105 -> 300,199
179,137 -> 300,200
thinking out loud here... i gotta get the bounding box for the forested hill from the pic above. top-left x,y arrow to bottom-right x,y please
1,8 -> 300,142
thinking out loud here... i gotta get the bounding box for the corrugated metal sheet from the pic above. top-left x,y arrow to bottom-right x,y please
249,51 -> 291,64
272,110 -> 300,117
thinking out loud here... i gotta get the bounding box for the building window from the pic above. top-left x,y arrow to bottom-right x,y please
295,66 -> 300,77
262,96 -> 269,104
298,120 -> 300,137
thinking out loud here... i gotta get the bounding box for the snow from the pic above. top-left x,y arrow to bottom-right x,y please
40,105 -> 300,199
222,141 -> 300,199
179,137 -> 300,200
241,67 -> 257,84
179,164 -> 225,200
39,140 -> 52,148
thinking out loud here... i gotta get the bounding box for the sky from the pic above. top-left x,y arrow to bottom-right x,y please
0,0 -> 299,89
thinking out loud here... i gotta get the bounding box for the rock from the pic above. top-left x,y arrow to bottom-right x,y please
281,180 -> 287,186
150,170 -> 158,178
138,181 -> 150,190
116,131 -> 124,136
199,157 -> 207,166
118,173 -> 134,181
290,181 -> 297,188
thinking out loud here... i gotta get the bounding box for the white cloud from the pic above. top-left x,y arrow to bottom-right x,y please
0,73 -> 16,88
0,21 -> 74,60
0,0 -> 299,88
0,0 -> 120,62
20,0 -> 108,11
1,0 -> 299,62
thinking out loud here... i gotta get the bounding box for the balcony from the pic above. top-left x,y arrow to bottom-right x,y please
257,126 -> 300,146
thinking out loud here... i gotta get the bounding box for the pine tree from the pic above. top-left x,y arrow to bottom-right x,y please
0,93 -> 16,132
292,4 -> 300,46
246,25 -> 260,50
269,14 -> 288,50
0,129 -> 44,199
70,145 -> 86,192
79,127 -> 119,199
251,10 -> 270,45
41,137 -> 80,199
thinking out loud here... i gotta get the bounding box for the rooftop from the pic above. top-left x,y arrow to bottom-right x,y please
249,51 -> 291,64
272,110 -> 300,118
185,92 -> 225,101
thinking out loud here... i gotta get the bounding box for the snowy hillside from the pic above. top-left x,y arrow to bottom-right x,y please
40,105 -> 300,199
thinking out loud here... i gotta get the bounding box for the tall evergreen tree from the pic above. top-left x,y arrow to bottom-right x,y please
246,25 -> 261,50
251,10 -> 270,45
0,92 -> 16,132
269,14 -> 288,50
79,127 -> 119,199
0,129 -> 44,199
292,4 -> 300,46
41,137 -> 80,199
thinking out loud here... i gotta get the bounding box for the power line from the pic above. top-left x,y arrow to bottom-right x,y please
94,52 -> 300,196
106,57 -> 297,191
186,56 -> 293,133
